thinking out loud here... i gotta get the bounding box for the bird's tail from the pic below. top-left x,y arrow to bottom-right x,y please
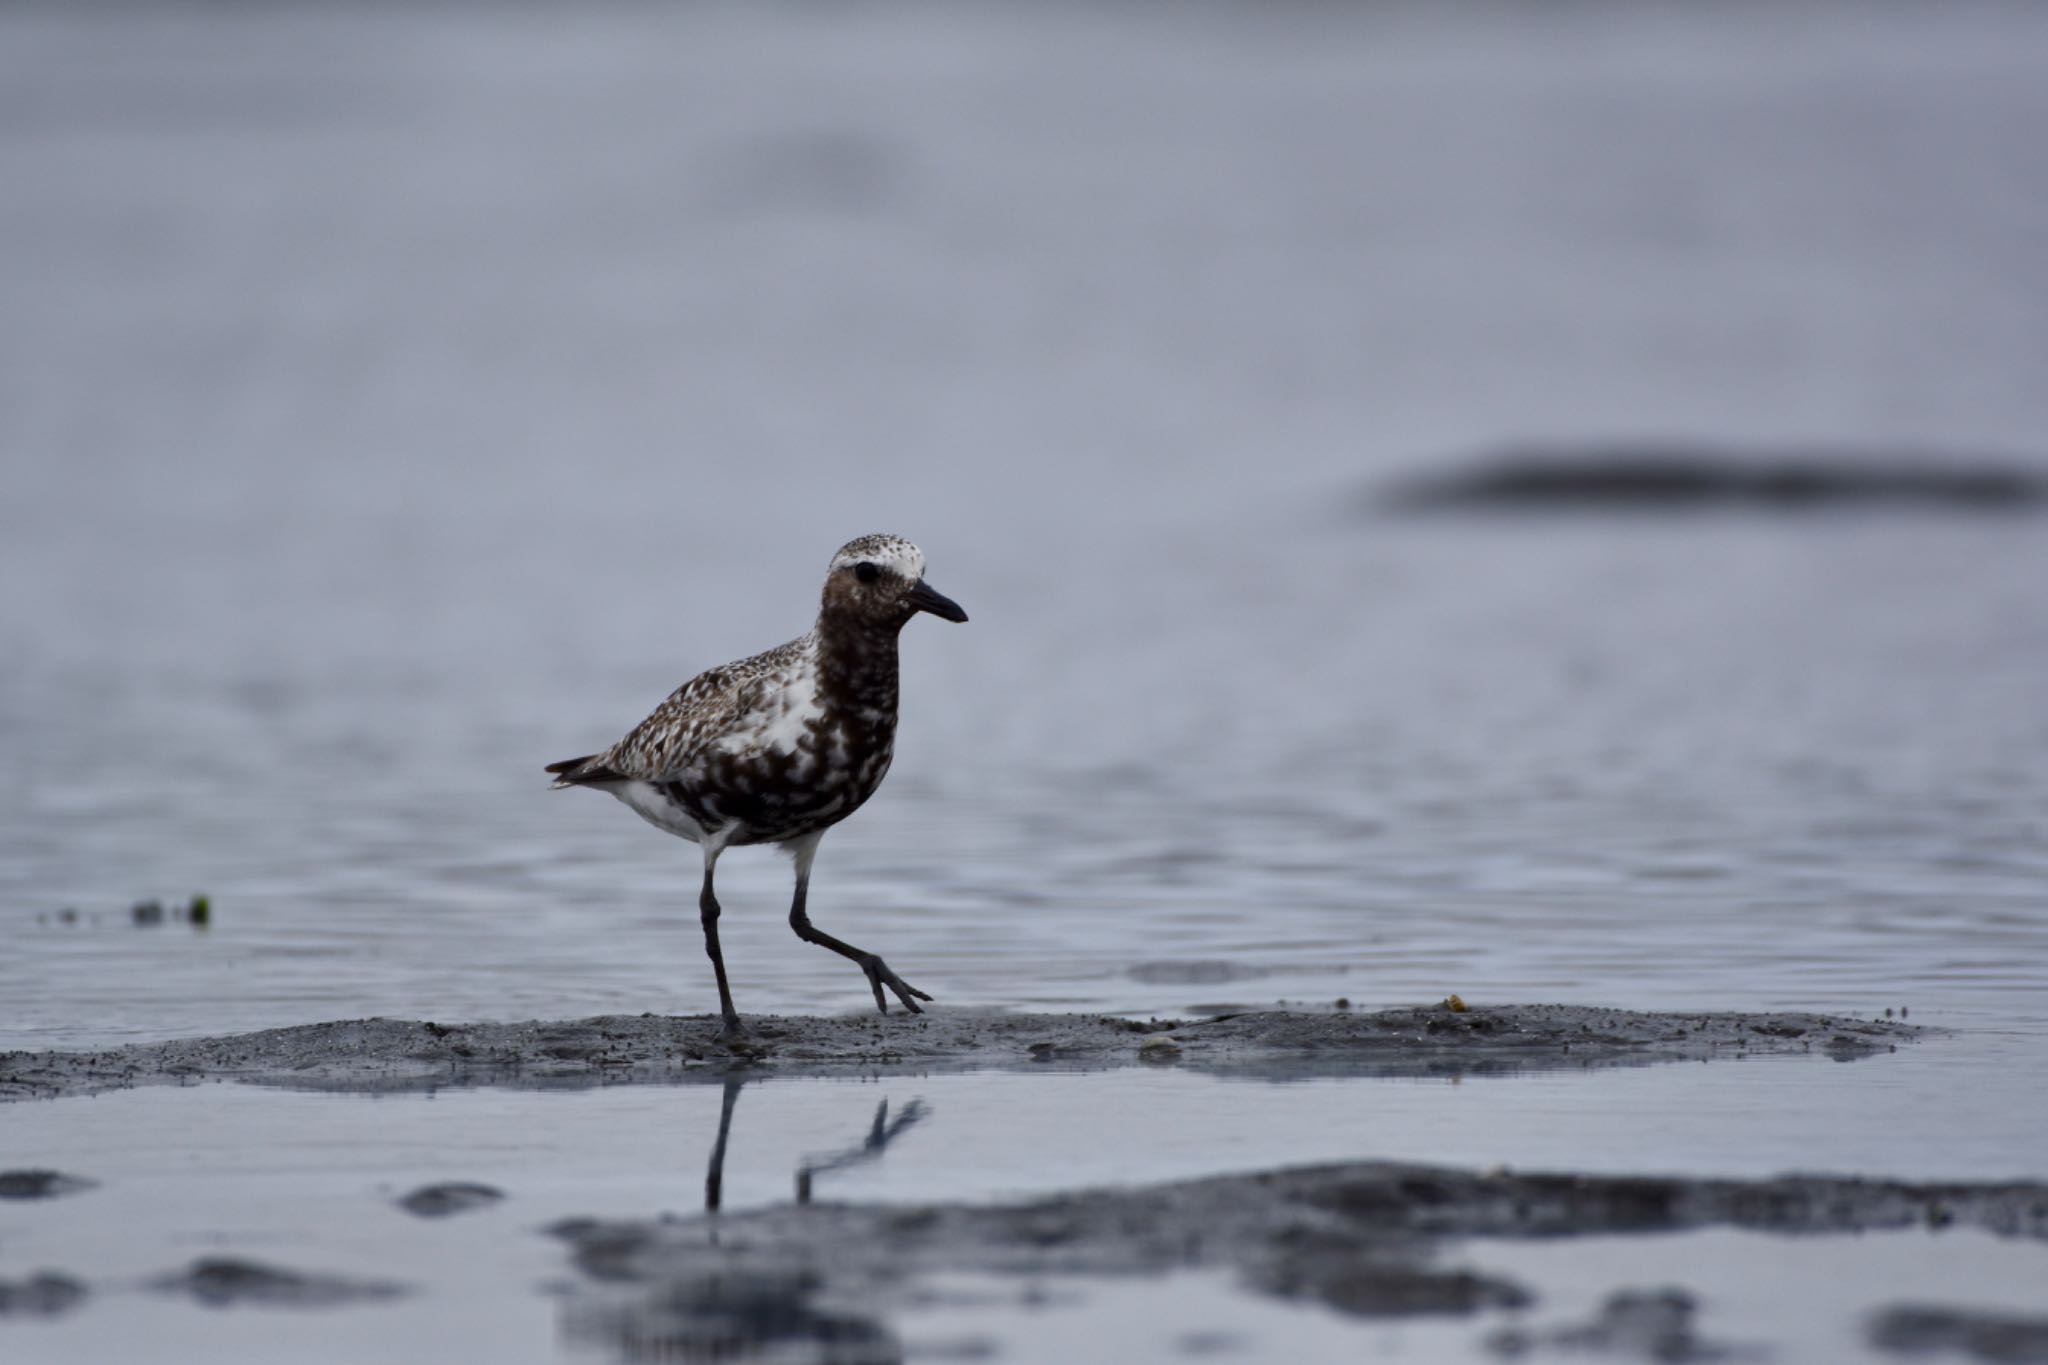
545,754 -> 625,789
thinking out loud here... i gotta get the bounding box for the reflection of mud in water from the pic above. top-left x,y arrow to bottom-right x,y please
562,1271 -> 901,1365
394,1182 -> 504,1218
150,1257 -> 408,1308
1487,1287 -> 1757,1362
555,1134 -> 2048,1358
0,1169 -> 96,1199
0,1272 -> 87,1319
1868,1304 -> 2048,1363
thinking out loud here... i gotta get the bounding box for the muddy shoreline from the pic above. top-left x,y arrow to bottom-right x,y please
0,1003 -> 1918,1101
13,1004 -> 2039,1362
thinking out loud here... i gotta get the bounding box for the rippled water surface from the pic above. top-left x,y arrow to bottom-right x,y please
6,0 -> 2048,1050
10,516 -> 2046,1046
4,0 -> 2048,1360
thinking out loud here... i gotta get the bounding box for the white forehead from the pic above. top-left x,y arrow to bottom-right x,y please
829,534 -> 925,579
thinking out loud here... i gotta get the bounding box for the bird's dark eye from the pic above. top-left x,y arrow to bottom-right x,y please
854,562 -> 881,584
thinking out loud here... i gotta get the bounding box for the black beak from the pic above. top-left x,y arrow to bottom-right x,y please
907,578 -> 968,623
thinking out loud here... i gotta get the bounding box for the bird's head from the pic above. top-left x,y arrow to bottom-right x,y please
822,534 -> 968,628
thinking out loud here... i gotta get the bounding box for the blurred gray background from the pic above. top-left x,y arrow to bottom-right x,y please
4,0 -> 2046,1044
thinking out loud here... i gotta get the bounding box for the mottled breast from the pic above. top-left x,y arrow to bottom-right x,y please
663,675 -> 898,846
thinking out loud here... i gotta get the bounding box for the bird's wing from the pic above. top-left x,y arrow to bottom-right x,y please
601,635 -> 814,782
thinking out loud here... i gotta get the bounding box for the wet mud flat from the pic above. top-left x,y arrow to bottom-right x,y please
0,1002 -> 1915,1100
10,1005 -> 2047,1361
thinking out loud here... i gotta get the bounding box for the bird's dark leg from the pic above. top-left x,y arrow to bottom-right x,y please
699,850 -> 745,1037
786,835 -> 932,1015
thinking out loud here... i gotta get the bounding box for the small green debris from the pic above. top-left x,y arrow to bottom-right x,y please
126,895 -> 212,929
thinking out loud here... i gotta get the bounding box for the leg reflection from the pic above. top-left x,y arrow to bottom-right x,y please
704,1074 -> 744,1214
700,1079 -> 931,1213
796,1097 -> 930,1205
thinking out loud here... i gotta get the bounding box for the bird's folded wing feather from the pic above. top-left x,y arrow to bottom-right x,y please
605,637 -> 811,782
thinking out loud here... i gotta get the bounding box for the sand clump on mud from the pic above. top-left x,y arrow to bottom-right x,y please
0,1002 -> 1916,1101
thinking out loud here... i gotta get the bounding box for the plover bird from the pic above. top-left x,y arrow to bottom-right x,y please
546,534 -> 968,1034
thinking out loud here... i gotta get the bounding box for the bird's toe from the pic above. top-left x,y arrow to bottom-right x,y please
861,955 -> 930,1015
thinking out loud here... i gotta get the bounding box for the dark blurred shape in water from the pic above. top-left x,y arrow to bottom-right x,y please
0,1272 -> 88,1319
151,1257 -> 408,1308
550,1159 -> 2048,1351
395,1181 -> 504,1218
1485,1286 -> 1748,1362
127,896 -> 212,929
1126,960 -> 1271,985
1382,447 -> 2048,514
562,1271 -> 902,1365
0,1169 -> 97,1200
1868,1304 -> 2048,1362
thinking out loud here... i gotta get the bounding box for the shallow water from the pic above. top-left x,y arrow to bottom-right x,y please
8,1063 -> 2048,1363
5,0 -> 2048,1360
10,516 -> 2046,1047
6,0 -> 2048,1048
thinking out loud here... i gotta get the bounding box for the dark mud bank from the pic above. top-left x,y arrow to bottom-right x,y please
1379,447 -> 2048,513
0,1004 -> 1917,1101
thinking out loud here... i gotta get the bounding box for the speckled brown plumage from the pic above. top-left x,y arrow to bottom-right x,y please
546,534 -> 968,1035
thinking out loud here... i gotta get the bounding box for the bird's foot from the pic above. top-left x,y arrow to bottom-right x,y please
861,955 -> 933,1016
717,1016 -> 752,1044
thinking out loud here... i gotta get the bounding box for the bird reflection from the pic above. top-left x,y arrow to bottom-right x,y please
567,1080 -> 930,1361
796,1096 -> 930,1205
703,1075 -> 744,1213
702,1076 -> 929,1214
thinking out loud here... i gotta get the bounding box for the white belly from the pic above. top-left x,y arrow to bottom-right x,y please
611,780 -> 710,844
